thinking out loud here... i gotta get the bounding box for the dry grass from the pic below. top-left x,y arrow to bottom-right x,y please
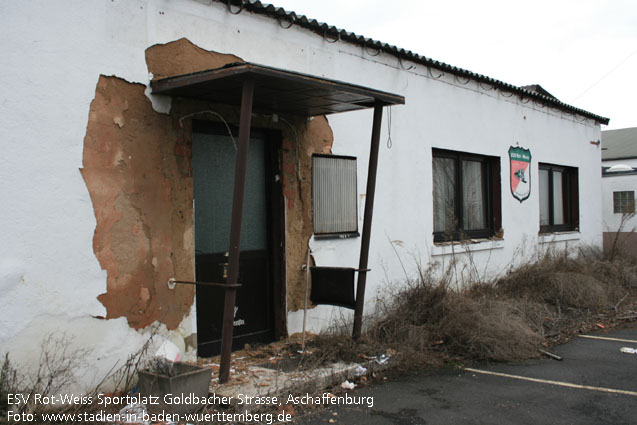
304,248 -> 637,370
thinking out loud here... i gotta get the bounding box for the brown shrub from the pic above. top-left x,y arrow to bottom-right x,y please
495,253 -> 627,311
306,249 -> 636,370
363,278 -> 542,363
437,296 -> 542,361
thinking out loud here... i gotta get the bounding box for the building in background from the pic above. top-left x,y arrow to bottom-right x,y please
602,127 -> 637,256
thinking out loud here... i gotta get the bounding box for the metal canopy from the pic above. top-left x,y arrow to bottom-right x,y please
150,62 -> 405,115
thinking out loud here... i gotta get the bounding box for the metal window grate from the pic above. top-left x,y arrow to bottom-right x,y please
613,191 -> 635,214
312,155 -> 358,235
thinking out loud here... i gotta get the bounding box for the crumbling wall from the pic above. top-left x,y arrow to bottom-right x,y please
81,75 -> 194,330
81,38 -> 332,335
282,117 -> 334,311
145,38 -> 242,80
146,38 -> 335,313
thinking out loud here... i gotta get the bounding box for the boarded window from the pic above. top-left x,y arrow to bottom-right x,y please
312,154 -> 358,236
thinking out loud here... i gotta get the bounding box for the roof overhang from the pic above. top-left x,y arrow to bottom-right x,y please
150,62 -> 405,116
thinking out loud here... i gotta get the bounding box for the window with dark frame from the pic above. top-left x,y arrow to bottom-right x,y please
312,154 -> 359,238
613,191 -> 635,214
432,149 -> 501,242
539,163 -> 579,233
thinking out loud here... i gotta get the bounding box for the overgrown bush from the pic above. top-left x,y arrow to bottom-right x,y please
308,247 -> 636,369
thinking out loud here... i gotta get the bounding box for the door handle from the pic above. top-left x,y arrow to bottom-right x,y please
223,251 -> 230,278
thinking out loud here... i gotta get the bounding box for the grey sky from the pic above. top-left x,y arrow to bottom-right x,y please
273,0 -> 637,129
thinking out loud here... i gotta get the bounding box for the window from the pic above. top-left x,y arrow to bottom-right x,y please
432,149 -> 501,242
539,163 -> 579,233
613,191 -> 635,214
312,154 -> 358,237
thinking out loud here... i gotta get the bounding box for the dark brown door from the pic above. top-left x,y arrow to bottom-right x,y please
192,124 -> 274,357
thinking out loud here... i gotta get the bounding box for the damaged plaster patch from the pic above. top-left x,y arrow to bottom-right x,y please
144,38 -> 240,116
283,116 -> 334,311
145,38 -> 336,313
82,38 -> 337,337
145,38 -> 242,81
81,75 -> 194,330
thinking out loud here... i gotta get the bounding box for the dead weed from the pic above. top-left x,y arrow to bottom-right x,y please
305,249 -> 637,370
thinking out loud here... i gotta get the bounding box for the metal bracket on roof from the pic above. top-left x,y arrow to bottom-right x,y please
278,14 -> 295,29
226,0 -> 244,15
427,66 -> 443,79
323,27 -> 340,43
454,74 -> 471,85
499,89 -> 514,98
398,58 -> 415,71
478,80 -> 495,91
363,39 -> 381,57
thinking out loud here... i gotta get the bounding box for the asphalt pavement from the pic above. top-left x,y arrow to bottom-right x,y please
295,325 -> 637,425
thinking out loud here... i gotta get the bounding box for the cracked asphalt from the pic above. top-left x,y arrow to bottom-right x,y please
295,325 -> 637,425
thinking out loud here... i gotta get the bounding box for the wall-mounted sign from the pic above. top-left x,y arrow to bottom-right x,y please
509,146 -> 531,202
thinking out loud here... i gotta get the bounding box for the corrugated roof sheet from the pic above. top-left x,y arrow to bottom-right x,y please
214,0 -> 609,125
519,84 -> 558,100
602,127 -> 637,160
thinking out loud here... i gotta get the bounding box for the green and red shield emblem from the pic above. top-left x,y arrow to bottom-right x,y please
509,146 -> 531,202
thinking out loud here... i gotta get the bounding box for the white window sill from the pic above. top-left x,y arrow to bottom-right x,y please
538,232 -> 581,244
431,239 -> 505,257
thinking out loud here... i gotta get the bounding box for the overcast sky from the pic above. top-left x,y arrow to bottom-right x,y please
273,0 -> 636,130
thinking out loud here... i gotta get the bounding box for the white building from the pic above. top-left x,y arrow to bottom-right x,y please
0,0 -> 608,389
601,127 -> 637,255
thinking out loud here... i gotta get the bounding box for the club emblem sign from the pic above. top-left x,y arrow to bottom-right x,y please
509,146 -> 531,202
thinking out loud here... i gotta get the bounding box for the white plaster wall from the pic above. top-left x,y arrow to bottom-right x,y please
1,0 -> 604,382
602,157 -> 637,232
293,70 -> 603,333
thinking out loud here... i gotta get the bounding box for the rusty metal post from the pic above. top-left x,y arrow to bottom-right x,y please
353,102 -> 384,340
219,79 -> 254,383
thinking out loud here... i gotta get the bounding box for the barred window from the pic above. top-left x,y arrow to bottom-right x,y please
613,191 -> 635,214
